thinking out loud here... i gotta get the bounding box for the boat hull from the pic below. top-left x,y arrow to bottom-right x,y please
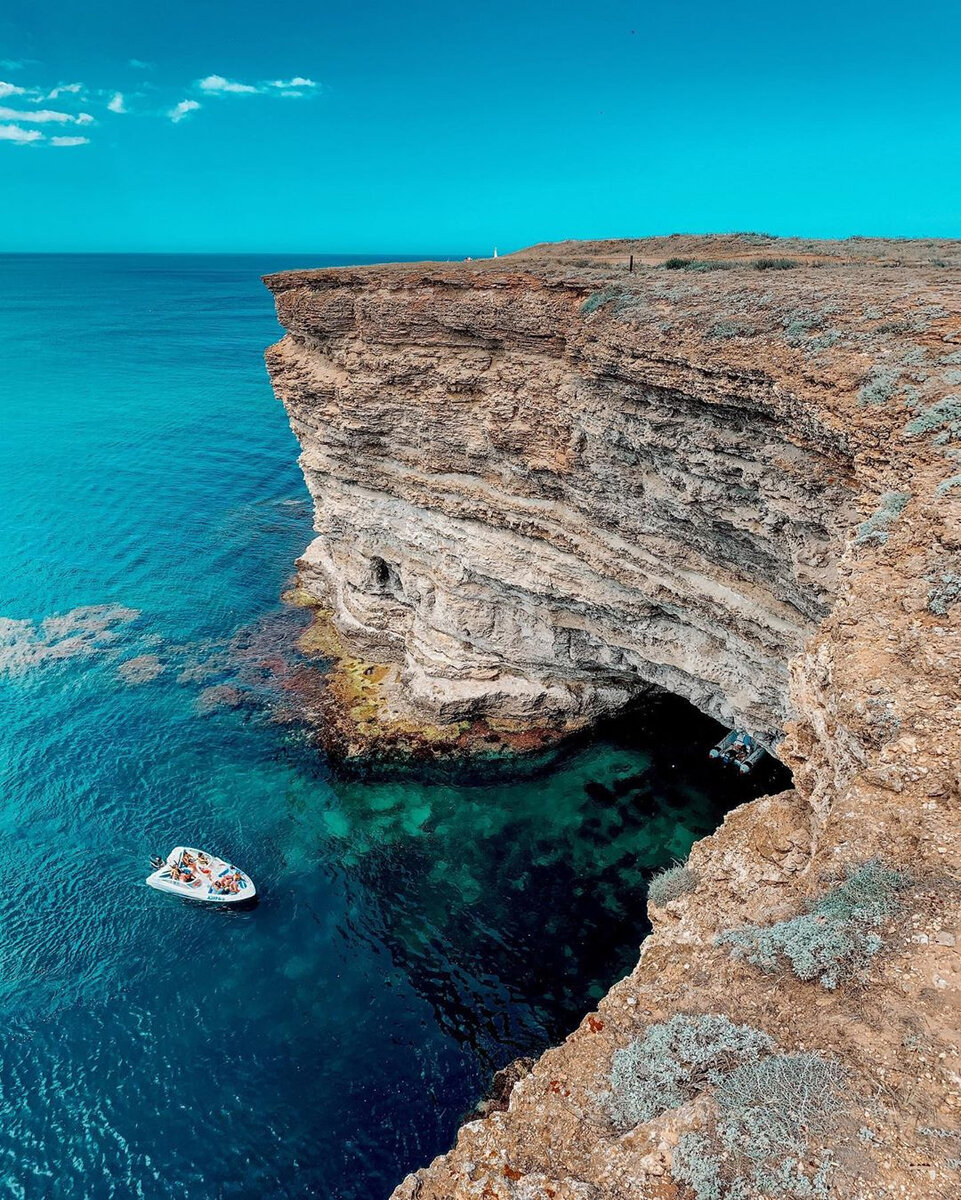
145,845 -> 256,904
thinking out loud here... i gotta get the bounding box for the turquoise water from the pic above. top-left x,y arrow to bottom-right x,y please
0,255 -> 789,1199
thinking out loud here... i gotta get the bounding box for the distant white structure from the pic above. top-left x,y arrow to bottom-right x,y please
493,247 -> 498,258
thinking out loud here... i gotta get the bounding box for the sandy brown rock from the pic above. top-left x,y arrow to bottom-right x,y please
264,236 -> 961,1197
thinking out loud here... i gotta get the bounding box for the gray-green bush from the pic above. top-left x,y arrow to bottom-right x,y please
706,318 -> 752,340
716,860 -> 907,989
858,367 -> 899,406
904,396 -> 961,438
852,491 -> 910,546
662,257 -> 733,272
608,1014 -> 772,1128
672,1054 -> 847,1199
648,863 -> 699,906
927,572 -> 961,616
580,288 -> 619,315
608,1013 -> 850,1199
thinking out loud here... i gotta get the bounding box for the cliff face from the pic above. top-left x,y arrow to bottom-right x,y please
265,255 -> 857,753
265,237 -> 961,1199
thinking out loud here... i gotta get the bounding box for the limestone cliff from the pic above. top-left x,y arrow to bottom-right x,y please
265,236 -> 961,1198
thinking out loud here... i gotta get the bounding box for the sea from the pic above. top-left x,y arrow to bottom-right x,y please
0,254 -> 788,1199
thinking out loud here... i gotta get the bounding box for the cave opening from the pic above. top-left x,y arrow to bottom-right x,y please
369,554 -> 405,600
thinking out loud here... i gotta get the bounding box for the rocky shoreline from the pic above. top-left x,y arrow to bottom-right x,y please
265,236 -> 961,1199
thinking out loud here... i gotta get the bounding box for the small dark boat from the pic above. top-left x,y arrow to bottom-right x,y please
709,730 -> 765,774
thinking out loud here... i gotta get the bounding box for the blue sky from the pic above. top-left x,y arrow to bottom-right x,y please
1,0 -> 959,253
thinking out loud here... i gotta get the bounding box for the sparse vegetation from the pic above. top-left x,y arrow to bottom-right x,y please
662,257 -> 734,272
852,491 -> 910,546
716,860 -> 907,989
904,396 -> 961,438
935,475 -> 961,497
752,257 -> 798,270
580,288 -> 619,315
609,1014 -> 849,1200
927,572 -> 961,616
858,367 -> 899,406
608,1014 -> 772,1129
707,318 -> 752,340
648,863 -> 699,906
672,1053 -> 847,1199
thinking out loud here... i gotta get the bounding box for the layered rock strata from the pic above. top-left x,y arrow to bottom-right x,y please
266,249 -> 858,756
265,236 -> 961,1198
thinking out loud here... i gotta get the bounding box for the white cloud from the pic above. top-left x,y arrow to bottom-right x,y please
168,98 -> 200,123
268,77 -> 317,90
0,123 -> 42,143
47,82 -> 84,99
198,74 -> 260,94
0,81 -> 26,99
0,105 -> 88,124
107,92 -> 126,114
129,59 -> 153,70
50,135 -> 90,146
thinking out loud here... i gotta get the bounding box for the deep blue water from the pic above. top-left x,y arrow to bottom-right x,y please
0,255 -> 788,1199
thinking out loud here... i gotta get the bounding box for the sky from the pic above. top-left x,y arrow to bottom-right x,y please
0,0 -> 959,253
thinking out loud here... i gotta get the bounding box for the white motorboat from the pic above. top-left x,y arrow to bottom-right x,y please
146,846 -> 256,904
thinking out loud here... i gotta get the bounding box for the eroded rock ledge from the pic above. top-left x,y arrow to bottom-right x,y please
265,236 -> 961,1198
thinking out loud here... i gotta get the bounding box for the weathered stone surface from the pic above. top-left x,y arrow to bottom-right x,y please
264,236 -> 961,1199
265,247 -> 863,755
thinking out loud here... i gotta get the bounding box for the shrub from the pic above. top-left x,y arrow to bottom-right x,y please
927,572 -> 961,616
580,288 -> 618,315
716,860 -> 907,989
662,257 -> 733,272
671,1053 -> 847,1199
852,491 -> 910,546
806,331 -> 841,352
608,1014 -> 772,1128
936,476 -> 961,497
904,396 -> 961,438
707,319 -> 751,340
858,367 -> 899,406
648,863 -> 699,906
752,257 -> 798,270
716,1053 -> 848,1157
